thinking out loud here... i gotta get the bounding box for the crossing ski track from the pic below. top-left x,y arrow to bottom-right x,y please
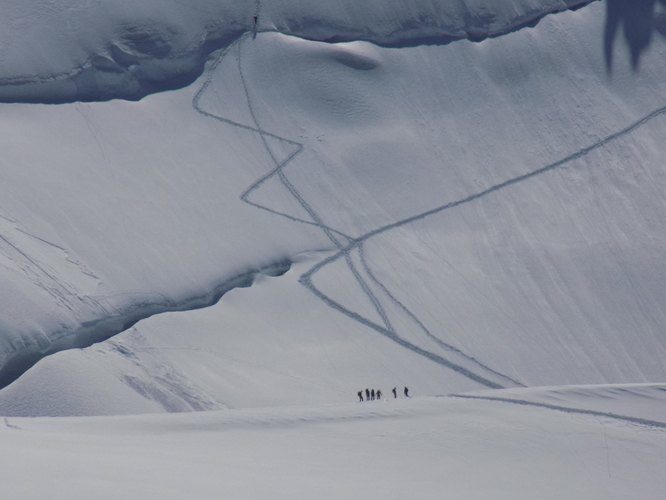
193,33 -> 666,392
192,34 -> 512,390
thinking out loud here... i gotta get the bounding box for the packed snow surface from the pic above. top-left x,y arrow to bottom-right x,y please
2,389 -> 666,499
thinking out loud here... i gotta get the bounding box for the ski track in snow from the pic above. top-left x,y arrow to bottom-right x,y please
194,34 -> 518,390
357,243 -> 526,388
0,214 -> 102,315
3,417 -> 20,430
452,394 -> 666,430
193,32 -> 666,393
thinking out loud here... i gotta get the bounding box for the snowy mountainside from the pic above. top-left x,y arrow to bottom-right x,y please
2,1 -> 666,498
0,0 -> 592,102
0,255 -> 500,416
0,0 -> 594,388
2,0 -> 666,415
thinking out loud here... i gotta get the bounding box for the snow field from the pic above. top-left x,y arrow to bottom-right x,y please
2,390 -> 665,499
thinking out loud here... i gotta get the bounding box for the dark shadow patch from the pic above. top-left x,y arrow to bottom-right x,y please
330,50 -> 379,71
0,28 -> 244,104
0,1 -> 594,104
117,25 -> 176,59
605,0 -> 666,71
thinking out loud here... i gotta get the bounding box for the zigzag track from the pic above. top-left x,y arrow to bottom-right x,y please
193,32 -> 666,391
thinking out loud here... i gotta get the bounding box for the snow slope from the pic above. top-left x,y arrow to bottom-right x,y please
0,255 -> 497,416
2,1 -> 666,414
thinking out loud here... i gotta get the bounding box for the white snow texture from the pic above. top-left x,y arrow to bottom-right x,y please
1,0 -> 666,498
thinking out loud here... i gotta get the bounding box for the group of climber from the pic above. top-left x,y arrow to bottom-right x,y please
357,386 -> 409,402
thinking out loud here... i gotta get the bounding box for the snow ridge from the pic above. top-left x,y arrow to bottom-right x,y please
0,0 -> 595,103
0,259 -> 291,389
194,33 -> 520,390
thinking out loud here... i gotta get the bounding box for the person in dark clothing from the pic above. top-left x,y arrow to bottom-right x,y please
365,388 -> 370,400
252,15 -> 259,39
392,387 -> 397,398
371,389 -> 375,400
404,386 -> 409,397
358,391 -> 364,402
376,389 -> 382,400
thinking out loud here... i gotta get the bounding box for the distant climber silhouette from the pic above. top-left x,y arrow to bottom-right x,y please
376,389 -> 382,400
392,387 -> 397,398
404,386 -> 409,397
358,391 -> 364,402
252,15 -> 259,40
365,388 -> 370,400
371,389 -> 375,401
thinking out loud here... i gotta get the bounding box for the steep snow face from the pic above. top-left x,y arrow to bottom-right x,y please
0,80 -> 324,387
0,0 -> 592,102
0,256 -> 497,416
2,0 -> 666,410
0,0 -> 607,382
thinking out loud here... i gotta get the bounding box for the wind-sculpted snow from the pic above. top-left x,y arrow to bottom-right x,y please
0,0 -> 593,103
